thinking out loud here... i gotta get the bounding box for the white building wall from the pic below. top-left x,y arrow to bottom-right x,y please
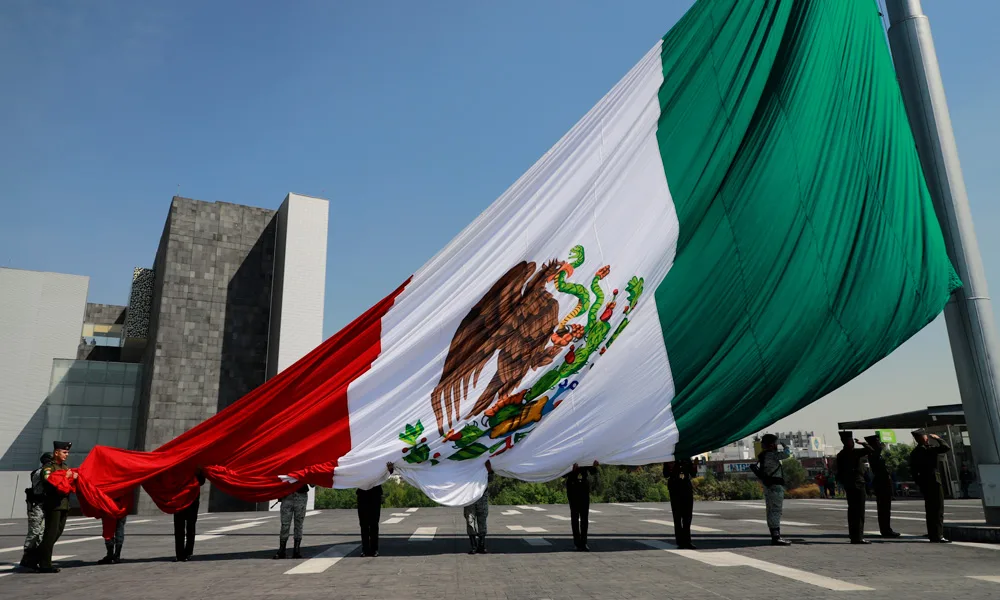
0,269 -> 88,518
266,193 -> 329,510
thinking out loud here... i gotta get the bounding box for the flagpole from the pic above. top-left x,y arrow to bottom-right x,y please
885,0 -> 1000,525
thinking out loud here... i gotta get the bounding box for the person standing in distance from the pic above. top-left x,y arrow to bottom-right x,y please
909,430 -> 951,543
18,452 -> 52,571
566,460 -> 598,551
37,442 -> 77,573
864,435 -> 901,538
836,431 -> 873,544
174,470 -> 206,561
274,483 -> 313,559
664,456 -> 698,549
357,462 -> 395,557
754,434 -> 790,546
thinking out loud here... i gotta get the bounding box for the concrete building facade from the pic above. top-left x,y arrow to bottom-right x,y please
0,193 -> 328,517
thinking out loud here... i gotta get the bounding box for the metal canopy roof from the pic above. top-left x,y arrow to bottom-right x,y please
837,404 -> 965,430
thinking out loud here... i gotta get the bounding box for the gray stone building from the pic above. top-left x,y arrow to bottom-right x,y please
0,193 -> 328,517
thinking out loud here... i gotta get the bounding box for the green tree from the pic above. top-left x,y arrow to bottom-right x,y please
881,443 -> 914,481
781,456 -> 808,490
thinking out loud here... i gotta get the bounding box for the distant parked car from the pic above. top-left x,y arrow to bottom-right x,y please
896,481 -> 920,498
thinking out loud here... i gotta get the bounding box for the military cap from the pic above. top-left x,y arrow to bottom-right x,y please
838,430 -> 853,443
761,433 -> 778,444
910,430 -> 924,440
863,435 -> 881,447
53,441 -> 72,451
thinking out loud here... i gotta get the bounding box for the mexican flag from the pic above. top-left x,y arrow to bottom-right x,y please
79,0 -> 957,514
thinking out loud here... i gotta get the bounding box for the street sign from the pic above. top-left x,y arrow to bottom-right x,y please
877,430 -> 896,444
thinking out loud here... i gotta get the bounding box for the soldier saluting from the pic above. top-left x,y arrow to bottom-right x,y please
836,431 -> 872,544
909,430 -> 951,543
864,434 -> 901,538
36,441 -> 76,573
752,434 -> 790,546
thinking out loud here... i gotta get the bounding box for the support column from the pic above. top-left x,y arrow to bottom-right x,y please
886,0 -> 1000,523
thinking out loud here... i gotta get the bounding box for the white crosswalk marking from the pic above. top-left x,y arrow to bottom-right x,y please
0,554 -> 75,572
382,517 -> 404,524
820,506 -> 949,516
523,537 -> 551,546
409,527 -> 436,541
588,509 -> 601,513
516,505 -> 547,512
507,525 -> 548,533
638,540 -> 872,591
642,519 -> 723,533
66,517 -> 91,523
283,543 -> 359,575
305,510 -> 321,517
740,519 -> 816,527
233,515 -> 278,522
196,521 -> 268,541
968,576 -> 1000,583
691,512 -> 720,517
547,514 -> 571,521
406,508 -> 419,513
0,535 -> 103,555
501,510 -> 522,516
391,513 -> 410,517
0,523 -> 15,527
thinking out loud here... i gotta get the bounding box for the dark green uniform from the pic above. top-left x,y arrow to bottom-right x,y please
664,459 -> 696,549
867,444 -> 897,536
836,446 -> 870,542
910,439 -> 950,541
565,466 -> 595,550
37,461 -> 71,571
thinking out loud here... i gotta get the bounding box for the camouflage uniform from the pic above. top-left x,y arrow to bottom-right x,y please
19,465 -> 47,569
760,450 -> 785,530
464,494 -> 489,553
279,490 -> 308,544
274,484 -> 310,559
23,467 -> 46,550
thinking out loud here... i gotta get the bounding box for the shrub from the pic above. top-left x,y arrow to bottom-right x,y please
315,488 -> 358,509
781,456 -> 808,490
785,483 -> 820,499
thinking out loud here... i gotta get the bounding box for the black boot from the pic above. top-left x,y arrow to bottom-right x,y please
19,548 -> 38,571
98,541 -> 115,565
292,540 -> 303,559
476,535 -> 487,554
468,535 -> 477,554
113,542 -> 123,564
273,540 -> 287,559
770,528 -> 791,546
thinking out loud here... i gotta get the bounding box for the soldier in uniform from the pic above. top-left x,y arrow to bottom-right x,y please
37,441 -> 76,573
909,430 -> 951,543
864,434 -> 901,538
274,483 -> 312,559
836,431 -> 873,544
18,452 -> 52,571
566,460 -> 599,551
755,434 -> 790,546
664,457 -> 697,549
356,462 -> 394,557
174,470 -> 206,561
464,460 -> 493,555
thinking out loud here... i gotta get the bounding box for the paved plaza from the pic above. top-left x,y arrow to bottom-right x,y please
1,499 -> 997,599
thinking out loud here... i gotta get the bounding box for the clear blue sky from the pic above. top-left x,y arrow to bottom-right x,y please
2,1 -> 998,446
